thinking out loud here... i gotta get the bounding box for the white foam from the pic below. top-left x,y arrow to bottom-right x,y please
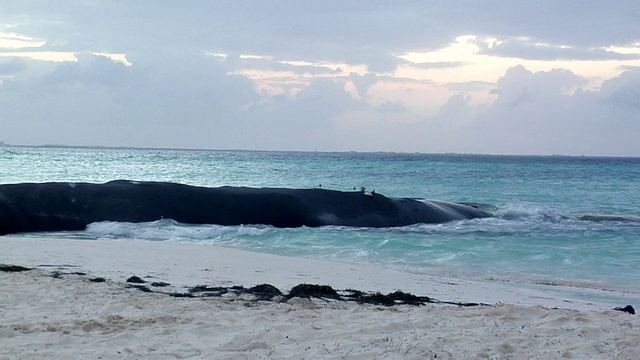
84,220 -> 271,242
495,204 -> 568,222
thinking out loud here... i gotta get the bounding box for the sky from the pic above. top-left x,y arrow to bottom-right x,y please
1,1 -> 639,156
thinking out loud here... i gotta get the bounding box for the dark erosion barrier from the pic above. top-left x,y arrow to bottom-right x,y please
0,180 -> 493,235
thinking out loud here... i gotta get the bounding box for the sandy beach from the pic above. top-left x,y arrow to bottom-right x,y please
1,236 -> 639,359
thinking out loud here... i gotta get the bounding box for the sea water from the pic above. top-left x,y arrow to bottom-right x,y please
1,146 -> 639,298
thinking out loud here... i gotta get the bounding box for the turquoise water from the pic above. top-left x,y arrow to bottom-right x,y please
2,146 -> 639,293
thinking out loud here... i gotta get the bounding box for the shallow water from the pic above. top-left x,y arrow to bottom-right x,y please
2,146 -> 639,295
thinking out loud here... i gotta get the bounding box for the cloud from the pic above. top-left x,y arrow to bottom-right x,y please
454,66 -> 640,155
0,57 -> 26,75
491,65 -> 587,105
478,37 -> 640,61
0,53 -> 259,147
349,72 -> 378,99
447,81 -> 496,92
230,56 -> 337,76
450,1 -> 640,48
1,1 -> 640,155
2,53 -> 640,155
6,1 -> 637,72
0,53 -> 365,150
599,69 -> 640,110
375,101 -> 409,114
411,61 -> 468,69
39,53 -> 131,86
435,93 -> 473,124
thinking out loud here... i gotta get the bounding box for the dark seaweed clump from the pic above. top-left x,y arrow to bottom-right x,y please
2,265 -> 636,312
614,305 -> 635,315
0,264 -> 31,272
178,282 -> 485,307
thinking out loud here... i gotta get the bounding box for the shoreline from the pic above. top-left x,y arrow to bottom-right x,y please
2,236 -> 639,358
1,236 -> 638,311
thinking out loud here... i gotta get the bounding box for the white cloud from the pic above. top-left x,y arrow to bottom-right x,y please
1,1 -> 640,155
0,53 -> 259,147
599,69 -> 640,110
455,67 -> 640,155
0,31 -> 45,49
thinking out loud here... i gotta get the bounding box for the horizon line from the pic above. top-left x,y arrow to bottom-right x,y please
1,142 -> 638,159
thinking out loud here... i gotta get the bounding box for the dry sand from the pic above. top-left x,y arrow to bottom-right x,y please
1,236 -> 639,359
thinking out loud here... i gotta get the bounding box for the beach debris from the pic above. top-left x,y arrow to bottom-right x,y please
183,284 -> 283,301
280,284 -> 485,306
50,271 -> 87,278
126,275 -> 146,284
188,285 -> 230,297
246,283 -> 283,301
16,266 -> 488,307
287,284 -> 340,300
343,290 -> 396,306
373,290 -> 425,306
614,305 -> 636,315
124,276 -> 153,292
0,264 -> 31,272
339,289 -> 431,306
169,292 -> 195,298
130,285 -> 153,293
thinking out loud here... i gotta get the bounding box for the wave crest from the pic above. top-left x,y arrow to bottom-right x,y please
85,220 -> 271,241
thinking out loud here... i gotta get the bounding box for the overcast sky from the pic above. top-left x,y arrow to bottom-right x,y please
1,1 -> 639,155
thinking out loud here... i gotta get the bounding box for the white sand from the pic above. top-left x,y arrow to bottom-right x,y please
1,236 -> 639,359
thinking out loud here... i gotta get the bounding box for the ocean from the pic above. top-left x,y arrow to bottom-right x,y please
2,146 -> 639,302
